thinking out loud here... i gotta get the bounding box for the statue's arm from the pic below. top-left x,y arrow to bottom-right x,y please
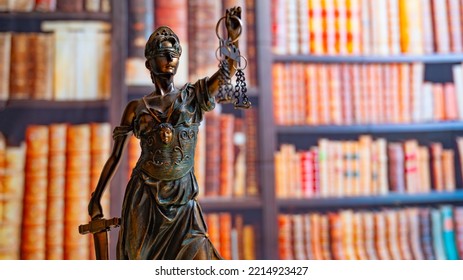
207,7 -> 242,96
88,100 -> 138,220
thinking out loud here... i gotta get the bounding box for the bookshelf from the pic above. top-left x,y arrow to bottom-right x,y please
0,1 -> 126,260
259,0 -> 463,260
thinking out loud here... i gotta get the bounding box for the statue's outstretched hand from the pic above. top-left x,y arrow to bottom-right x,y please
88,192 -> 103,220
226,6 -> 242,42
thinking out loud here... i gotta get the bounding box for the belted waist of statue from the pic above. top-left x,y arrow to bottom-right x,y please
138,124 -> 198,181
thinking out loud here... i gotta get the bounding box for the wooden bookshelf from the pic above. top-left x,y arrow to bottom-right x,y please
257,1 -> 463,259
0,1 -> 127,260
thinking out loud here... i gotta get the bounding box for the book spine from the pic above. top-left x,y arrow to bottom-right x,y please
56,0 -> 84,12
46,123 -> 67,260
431,208 -> 447,259
0,33 -> 11,101
64,124 -> 90,259
244,108 -> 259,196
440,205 -> 459,259
204,113 -> 221,197
219,114 -> 235,197
0,143 -> 26,260
155,0 -> 188,85
21,125 -> 49,260
127,0 -> 153,58
9,33 -> 32,100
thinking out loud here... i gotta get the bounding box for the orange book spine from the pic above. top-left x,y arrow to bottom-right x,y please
244,108 -> 259,196
278,214 -> 292,259
204,113 -> 221,197
443,83 -> 459,120
46,123 -> 67,260
206,213 -> 220,255
418,146 -> 432,193
21,125 -> 49,260
398,63 -> 411,123
309,0 -> 324,54
219,115 -> 235,197
328,213 -> 344,259
219,213 -> 232,260
430,143 -> 444,191
1,143 -> 26,260
318,65 -> 330,124
9,33 -> 32,100
320,214 -> 332,259
310,213 -> 324,260
89,122 -> 111,259
353,212 -> 368,259
273,63 -> 284,125
374,212 -> 391,260
362,212 -> 378,260
442,149 -> 456,192
64,124 -> 90,260
397,209 -> 413,260
305,64 -> 319,125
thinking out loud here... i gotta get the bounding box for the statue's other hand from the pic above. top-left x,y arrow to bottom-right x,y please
226,6 -> 242,41
88,192 -> 103,220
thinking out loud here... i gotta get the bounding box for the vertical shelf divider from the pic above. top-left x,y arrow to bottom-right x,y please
256,1 -> 278,260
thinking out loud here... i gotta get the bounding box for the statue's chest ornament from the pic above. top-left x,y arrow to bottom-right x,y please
143,96 -> 175,144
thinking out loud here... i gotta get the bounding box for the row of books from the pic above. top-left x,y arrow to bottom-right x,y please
204,212 -> 257,260
273,62 -> 463,126
0,0 -> 110,13
0,123 -> 111,260
0,22 -> 111,101
279,205 -> 463,260
272,0 -> 463,55
125,0 -> 257,89
275,136 -> 458,198
127,108 -> 260,198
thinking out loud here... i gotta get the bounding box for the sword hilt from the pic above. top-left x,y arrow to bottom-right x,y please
78,217 -> 121,235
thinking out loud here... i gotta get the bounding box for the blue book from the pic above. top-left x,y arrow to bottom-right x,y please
440,205 -> 459,260
431,208 -> 447,260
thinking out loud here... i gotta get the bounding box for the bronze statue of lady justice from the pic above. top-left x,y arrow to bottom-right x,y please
80,7 -> 250,260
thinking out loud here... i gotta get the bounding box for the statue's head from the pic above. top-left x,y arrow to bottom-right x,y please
145,26 -> 182,60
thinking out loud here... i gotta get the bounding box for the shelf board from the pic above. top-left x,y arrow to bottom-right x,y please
278,191 -> 463,210
276,122 -> 463,134
127,85 -> 259,100
199,197 -> 262,212
0,99 -> 109,109
0,11 -> 111,21
273,54 -> 463,64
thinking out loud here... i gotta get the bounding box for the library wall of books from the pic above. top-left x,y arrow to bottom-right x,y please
1,0 -> 463,260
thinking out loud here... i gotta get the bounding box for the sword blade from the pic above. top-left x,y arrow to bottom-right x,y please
93,230 -> 109,260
